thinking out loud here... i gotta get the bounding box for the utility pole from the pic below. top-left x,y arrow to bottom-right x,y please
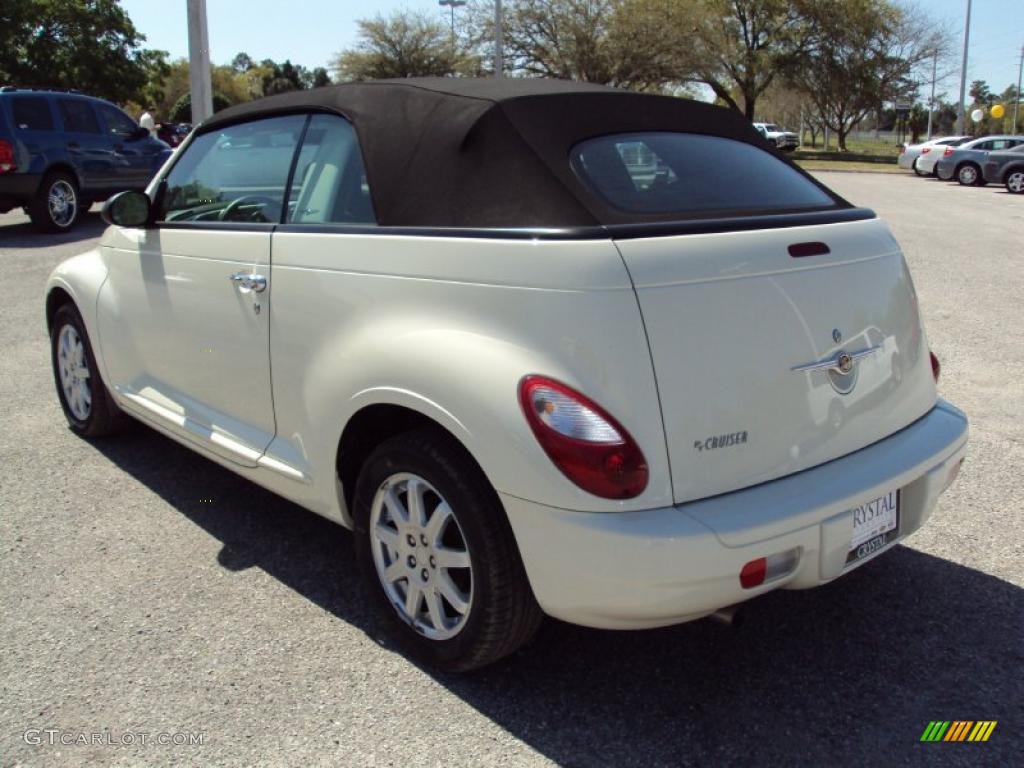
186,0 -> 213,124
955,0 -> 972,134
494,0 -> 504,78
1014,45 -> 1023,132
926,49 -> 938,140
438,0 -> 466,53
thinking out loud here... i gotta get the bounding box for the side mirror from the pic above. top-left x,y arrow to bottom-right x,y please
102,190 -> 152,227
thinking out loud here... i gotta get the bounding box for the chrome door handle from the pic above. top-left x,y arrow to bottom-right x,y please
229,272 -> 267,294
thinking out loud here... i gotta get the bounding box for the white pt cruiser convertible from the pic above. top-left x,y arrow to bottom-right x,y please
46,79 -> 968,670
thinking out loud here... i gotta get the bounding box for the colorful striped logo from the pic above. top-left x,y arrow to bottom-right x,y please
920,721 -> 997,742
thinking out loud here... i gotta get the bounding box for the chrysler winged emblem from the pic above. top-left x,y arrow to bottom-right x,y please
791,345 -> 880,375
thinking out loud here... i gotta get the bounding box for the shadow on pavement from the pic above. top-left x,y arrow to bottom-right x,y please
0,210 -> 105,248
88,422 -> 1022,767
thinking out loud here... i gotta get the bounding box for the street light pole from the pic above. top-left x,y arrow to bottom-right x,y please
186,0 -> 213,124
926,49 -> 937,140
1014,45 -> 1023,132
955,0 -> 972,134
494,0 -> 503,78
438,0 -> 466,53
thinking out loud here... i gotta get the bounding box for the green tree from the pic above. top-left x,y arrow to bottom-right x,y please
309,67 -> 332,88
0,0 -> 167,104
968,79 -> 992,105
333,11 -> 478,80
788,0 -> 941,150
676,0 -> 814,120
169,91 -> 232,123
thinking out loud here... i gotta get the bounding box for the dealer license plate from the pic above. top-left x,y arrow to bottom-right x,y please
845,489 -> 900,566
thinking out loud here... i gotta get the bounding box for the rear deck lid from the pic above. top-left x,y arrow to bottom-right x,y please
572,132 -> 937,503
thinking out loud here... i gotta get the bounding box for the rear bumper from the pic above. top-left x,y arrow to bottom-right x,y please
896,152 -> 918,170
503,400 -> 968,630
936,160 -> 956,180
0,172 -> 41,211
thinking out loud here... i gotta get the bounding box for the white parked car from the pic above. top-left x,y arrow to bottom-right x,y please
897,135 -> 970,175
45,79 -> 968,671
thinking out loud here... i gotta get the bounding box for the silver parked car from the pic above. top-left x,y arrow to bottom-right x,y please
897,136 -> 970,175
934,135 -> 1024,186
982,144 -> 1024,193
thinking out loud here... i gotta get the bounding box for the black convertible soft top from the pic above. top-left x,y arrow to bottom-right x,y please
200,78 -> 853,230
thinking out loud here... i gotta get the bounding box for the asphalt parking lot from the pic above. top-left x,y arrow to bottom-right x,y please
1,173 -> 1021,767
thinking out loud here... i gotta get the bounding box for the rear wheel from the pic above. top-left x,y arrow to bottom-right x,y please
50,304 -> 125,437
1005,170 -> 1024,194
353,429 -> 542,671
28,171 -> 80,232
956,163 -> 982,186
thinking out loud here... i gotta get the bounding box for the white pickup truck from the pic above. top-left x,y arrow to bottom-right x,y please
753,122 -> 800,152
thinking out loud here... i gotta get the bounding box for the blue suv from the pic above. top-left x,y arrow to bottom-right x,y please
0,88 -> 171,232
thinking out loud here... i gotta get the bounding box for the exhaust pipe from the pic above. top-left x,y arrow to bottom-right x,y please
710,604 -> 744,627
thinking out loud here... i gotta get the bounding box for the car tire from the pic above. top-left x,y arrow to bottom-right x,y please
956,163 -> 982,187
50,303 -> 125,437
28,171 -> 81,232
1005,170 -> 1024,194
352,428 -> 543,672
913,158 -> 928,177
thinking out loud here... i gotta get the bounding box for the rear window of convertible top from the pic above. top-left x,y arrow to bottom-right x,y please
571,132 -> 836,217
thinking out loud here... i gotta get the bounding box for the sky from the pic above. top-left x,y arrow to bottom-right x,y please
120,0 -> 1024,96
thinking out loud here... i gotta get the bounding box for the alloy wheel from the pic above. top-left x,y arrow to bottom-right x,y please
57,324 -> 91,420
48,180 -> 77,228
958,165 -> 978,185
1007,171 -> 1024,193
369,472 -> 473,640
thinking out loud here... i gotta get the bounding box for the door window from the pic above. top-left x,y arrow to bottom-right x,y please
159,114 -> 307,224
287,114 -> 376,225
96,103 -> 140,138
57,99 -> 101,133
11,96 -> 54,131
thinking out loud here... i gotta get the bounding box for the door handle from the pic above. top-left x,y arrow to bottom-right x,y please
229,272 -> 267,293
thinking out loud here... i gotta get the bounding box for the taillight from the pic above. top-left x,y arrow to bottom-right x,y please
518,375 -> 648,499
921,147 -> 931,155
0,139 -> 15,173
943,147 -> 955,156
930,351 -> 941,382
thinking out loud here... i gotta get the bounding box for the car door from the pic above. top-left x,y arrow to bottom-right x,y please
94,101 -> 159,189
8,94 -> 59,179
55,97 -> 113,192
96,113 -> 307,466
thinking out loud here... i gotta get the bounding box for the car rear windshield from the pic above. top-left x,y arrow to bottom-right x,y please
571,132 -> 836,217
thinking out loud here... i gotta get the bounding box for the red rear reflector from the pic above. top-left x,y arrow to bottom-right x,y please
0,139 -> 15,173
519,375 -> 648,499
740,558 -> 767,588
788,241 -> 831,258
930,351 -> 941,382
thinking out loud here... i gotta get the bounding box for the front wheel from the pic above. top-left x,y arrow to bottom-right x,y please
29,171 -> 81,232
1005,170 -> 1024,194
50,304 -> 125,437
352,429 -> 543,672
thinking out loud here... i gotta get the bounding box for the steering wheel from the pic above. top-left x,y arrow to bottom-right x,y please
218,195 -> 281,222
